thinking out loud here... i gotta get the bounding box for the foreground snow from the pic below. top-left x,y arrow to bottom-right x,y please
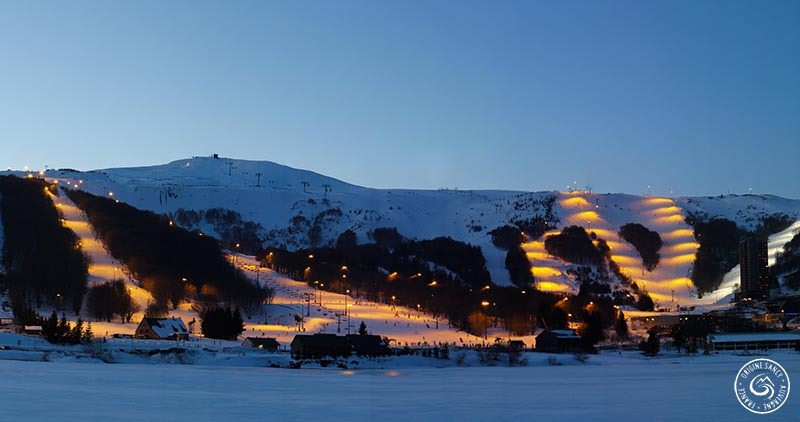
0,350 -> 797,421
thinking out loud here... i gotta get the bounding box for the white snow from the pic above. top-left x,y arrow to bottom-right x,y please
144,317 -> 189,339
4,157 -> 799,311
0,193 -> 4,273
47,188 -> 154,324
0,349 -> 797,421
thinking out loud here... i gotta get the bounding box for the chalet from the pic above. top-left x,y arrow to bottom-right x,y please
708,332 -> 800,351
290,334 -> 352,358
535,329 -> 583,353
346,334 -> 390,356
242,337 -> 280,352
134,317 -> 189,340
22,325 -> 43,336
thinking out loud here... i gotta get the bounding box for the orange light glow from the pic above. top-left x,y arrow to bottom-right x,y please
664,242 -> 700,253
611,255 -> 640,266
526,251 -> 550,260
652,214 -> 685,225
663,229 -> 695,240
642,197 -> 673,206
661,253 -> 696,265
536,281 -> 570,292
651,206 -> 682,216
530,266 -> 562,278
574,211 -> 601,221
588,228 -> 616,238
560,197 -> 590,208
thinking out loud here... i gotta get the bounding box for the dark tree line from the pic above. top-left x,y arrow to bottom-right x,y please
42,311 -> 93,345
690,218 -> 743,294
688,214 -> 792,295
86,280 -> 138,322
544,226 -> 603,266
619,223 -> 662,272
0,176 -> 89,314
171,207 -> 264,254
201,306 -> 244,340
65,189 -> 272,313
774,231 -> 800,290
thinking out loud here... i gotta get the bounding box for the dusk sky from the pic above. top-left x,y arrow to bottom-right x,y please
1,1 -> 798,198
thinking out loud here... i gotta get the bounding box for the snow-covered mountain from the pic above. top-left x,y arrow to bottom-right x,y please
13,156 -> 800,307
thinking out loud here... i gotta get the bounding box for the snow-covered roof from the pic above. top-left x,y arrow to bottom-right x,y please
544,330 -> 581,339
709,332 -> 800,343
145,318 -> 188,338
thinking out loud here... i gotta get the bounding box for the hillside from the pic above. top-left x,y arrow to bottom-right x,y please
4,156 -> 800,309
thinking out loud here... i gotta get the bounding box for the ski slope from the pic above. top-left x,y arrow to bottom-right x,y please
234,254 -> 517,347
47,188 -> 154,329
4,156 -> 797,309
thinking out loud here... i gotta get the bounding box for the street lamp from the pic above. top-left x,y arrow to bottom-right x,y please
481,301 -> 490,341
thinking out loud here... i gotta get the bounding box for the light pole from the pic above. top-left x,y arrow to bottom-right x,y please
481,301 -> 490,343
344,289 -> 350,318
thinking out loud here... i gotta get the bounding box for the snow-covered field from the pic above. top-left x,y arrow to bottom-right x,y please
0,350 -> 797,421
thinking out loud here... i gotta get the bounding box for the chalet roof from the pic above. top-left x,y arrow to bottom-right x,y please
345,334 -> 388,353
292,334 -> 351,347
540,329 -> 581,339
144,317 -> 188,338
243,337 -> 280,348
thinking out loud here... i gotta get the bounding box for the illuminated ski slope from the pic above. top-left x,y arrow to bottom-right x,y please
524,191 -> 800,308
234,254 -> 514,347
524,191 -> 702,307
47,186 -> 154,320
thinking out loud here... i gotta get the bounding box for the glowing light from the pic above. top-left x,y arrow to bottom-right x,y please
560,197 -> 590,208
665,242 -> 700,253
588,228 -> 615,238
530,266 -> 562,278
525,251 -> 550,260
661,253 -> 696,265
642,197 -> 673,206
611,255 -> 640,266
653,214 -> 685,225
663,229 -> 694,240
651,206 -> 682,216
537,281 -> 570,292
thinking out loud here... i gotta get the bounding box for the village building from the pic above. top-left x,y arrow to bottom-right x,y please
242,337 -> 280,352
707,331 -> 800,351
535,329 -> 583,353
134,317 -> 189,340
290,334 -> 352,358
345,334 -> 390,356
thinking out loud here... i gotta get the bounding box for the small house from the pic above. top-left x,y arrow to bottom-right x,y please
134,317 -> 189,340
22,325 -> 43,336
242,337 -> 280,352
346,334 -> 390,356
290,334 -> 352,358
536,329 -> 583,353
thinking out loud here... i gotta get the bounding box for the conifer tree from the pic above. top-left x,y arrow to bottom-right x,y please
614,311 -> 628,339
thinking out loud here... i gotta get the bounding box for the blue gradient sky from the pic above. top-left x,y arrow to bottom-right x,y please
1,1 -> 798,197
